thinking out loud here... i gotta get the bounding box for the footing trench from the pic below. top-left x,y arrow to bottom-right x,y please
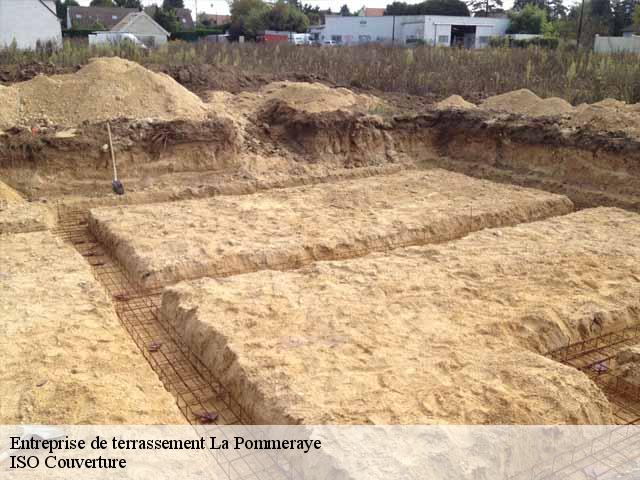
53,208 -> 253,426
548,326 -> 640,425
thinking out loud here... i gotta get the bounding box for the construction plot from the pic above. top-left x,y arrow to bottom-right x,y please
0,231 -> 184,424
89,169 -> 572,288
0,200 -> 55,234
160,208 -> 640,425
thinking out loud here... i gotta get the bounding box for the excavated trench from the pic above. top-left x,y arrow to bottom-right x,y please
258,105 -> 640,211
4,103 -> 640,427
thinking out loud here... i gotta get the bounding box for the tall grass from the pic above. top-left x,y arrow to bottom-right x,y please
3,39 -> 640,104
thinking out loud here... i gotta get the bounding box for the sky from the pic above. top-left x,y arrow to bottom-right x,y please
77,0 -> 524,19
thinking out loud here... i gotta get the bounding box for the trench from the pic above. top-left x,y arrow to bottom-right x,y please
53,208 -> 253,426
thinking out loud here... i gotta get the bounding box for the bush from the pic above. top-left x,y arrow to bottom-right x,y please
3,39 -> 640,103
171,28 -> 226,42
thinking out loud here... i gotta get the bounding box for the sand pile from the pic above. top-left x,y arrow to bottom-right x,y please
570,100 -> 640,135
481,89 -> 574,117
261,81 -> 379,113
0,180 -> 23,202
435,95 -> 477,110
0,85 -> 19,129
0,57 -> 209,127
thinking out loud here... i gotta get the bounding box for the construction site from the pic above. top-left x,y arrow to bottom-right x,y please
3,56 -> 640,437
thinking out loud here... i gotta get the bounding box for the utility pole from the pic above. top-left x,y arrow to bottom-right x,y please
576,0 -> 585,49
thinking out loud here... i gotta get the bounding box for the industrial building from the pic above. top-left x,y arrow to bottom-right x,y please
311,15 -> 510,48
0,0 -> 62,49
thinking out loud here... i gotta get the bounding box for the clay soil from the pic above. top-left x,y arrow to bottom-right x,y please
160,208 -> 640,425
88,170 -> 572,288
0,230 -> 184,424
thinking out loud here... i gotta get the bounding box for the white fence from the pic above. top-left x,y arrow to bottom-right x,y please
594,34 -> 640,53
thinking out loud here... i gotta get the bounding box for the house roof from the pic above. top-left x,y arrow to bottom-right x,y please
38,0 -> 59,19
111,11 -> 170,36
200,13 -> 231,25
361,7 -> 385,16
68,6 -> 137,29
144,6 -> 194,30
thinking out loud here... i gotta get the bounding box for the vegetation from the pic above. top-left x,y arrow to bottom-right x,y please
4,40 -> 640,104
466,0 -> 504,17
385,0 -> 470,16
229,0 -> 309,39
507,5 -> 551,34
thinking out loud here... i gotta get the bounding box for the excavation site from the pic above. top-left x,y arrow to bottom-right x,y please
4,57 -> 640,432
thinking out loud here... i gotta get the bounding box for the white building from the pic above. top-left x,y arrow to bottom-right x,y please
312,15 -> 510,48
89,11 -> 169,47
0,0 -> 62,49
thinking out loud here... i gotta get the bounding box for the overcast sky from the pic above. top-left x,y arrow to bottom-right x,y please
78,0 -> 527,18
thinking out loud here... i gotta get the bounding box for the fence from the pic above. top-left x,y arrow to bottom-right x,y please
594,34 -> 640,53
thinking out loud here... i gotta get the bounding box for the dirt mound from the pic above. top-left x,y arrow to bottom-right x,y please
0,85 -> 18,128
528,97 -> 574,116
570,101 -> 640,135
481,89 -> 575,117
435,95 -> 477,110
261,81 -> 379,113
481,89 -> 541,113
1,57 -> 209,127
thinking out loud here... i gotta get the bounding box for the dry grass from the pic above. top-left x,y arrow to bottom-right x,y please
3,39 -> 640,103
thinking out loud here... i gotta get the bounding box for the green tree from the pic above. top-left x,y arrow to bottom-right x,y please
115,0 -> 143,8
385,0 -> 469,15
229,0 -> 310,37
54,0 -> 79,22
229,0 -> 269,38
513,0 -> 567,19
547,0 -> 567,19
339,4 -> 352,15
465,0 -> 504,16
89,0 -> 115,6
633,2 -> 640,29
507,4 -> 549,33
153,7 -> 181,32
162,0 -> 185,9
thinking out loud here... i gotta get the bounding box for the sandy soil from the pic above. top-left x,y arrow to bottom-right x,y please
0,58 -> 210,128
480,89 -> 574,117
89,169 -> 572,288
435,95 -> 477,110
0,200 -> 55,234
160,207 -> 640,425
0,179 -> 24,202
0,231 -> 184,424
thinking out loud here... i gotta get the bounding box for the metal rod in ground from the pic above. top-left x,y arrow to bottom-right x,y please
107,122 -> 124,195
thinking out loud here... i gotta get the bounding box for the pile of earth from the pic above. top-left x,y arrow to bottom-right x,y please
480,89 -> 574,117
205,80 -> 381,119
435,95 -> 477,110
569,99 -> 640,135
0,57 -> 210,129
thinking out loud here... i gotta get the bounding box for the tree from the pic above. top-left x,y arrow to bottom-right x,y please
634,3 -> 640,29
229,0 -> 310,38
385,0 -> 469,15
114,0 -> 143,8
162,0 -> 185,9
339,4 -> 352,15
153,7 -> 181,32
465,0 -> 504,16
547,0 -> 567,19
54,0 -> 79,22
89,0 -> 115,6
507,4 -> 548,33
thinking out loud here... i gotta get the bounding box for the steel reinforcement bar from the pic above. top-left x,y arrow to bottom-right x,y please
547,326 -> 640,425
53,207 -> 252,426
